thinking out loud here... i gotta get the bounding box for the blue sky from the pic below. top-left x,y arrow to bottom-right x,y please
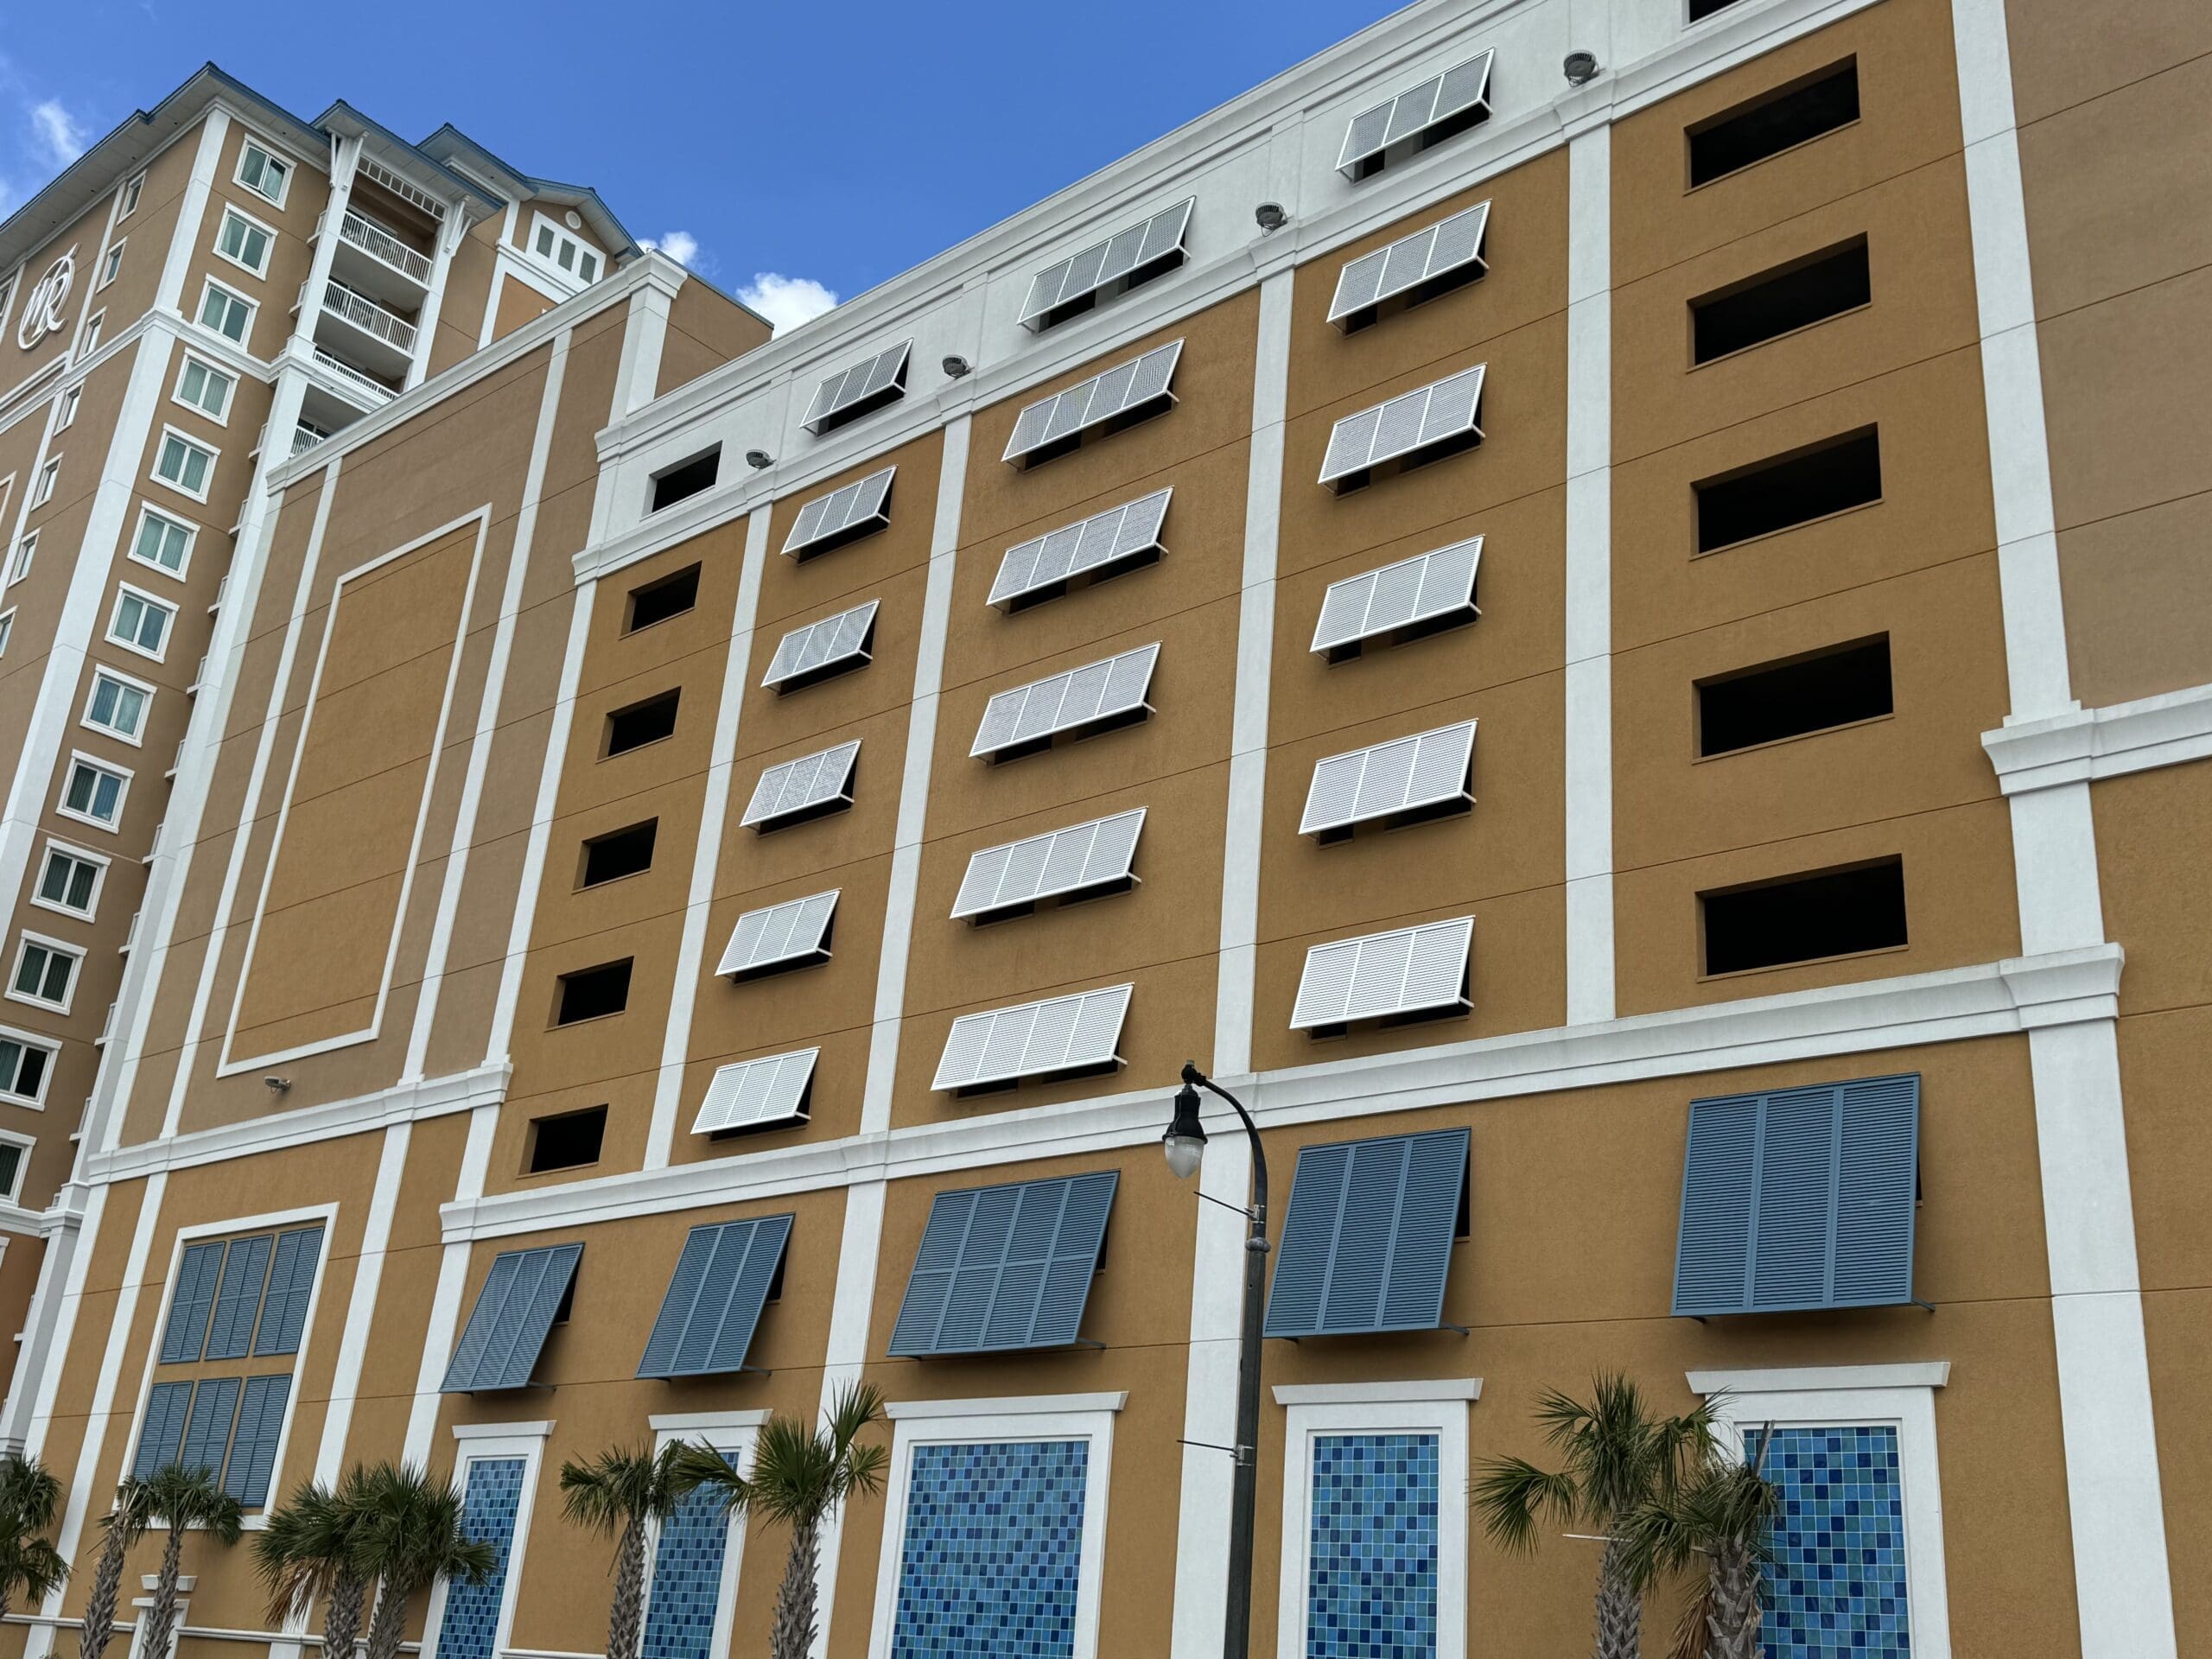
1,0 -> 1393,328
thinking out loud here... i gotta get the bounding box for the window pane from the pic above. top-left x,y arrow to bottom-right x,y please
95,772 -> 121,817
67,861 -> 96,908
41,953 -> 71,1001
0,1143 -> 19,1197
537,226 -> 555,255
14,950 -> 46,996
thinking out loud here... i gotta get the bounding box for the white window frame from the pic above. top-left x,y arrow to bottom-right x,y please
120,174 -> 145,218
9,534 -> 36,585
418,1422 -> 552,1658
212,204 -> 277,279
0,1128 -> 32,1203
172,352 -> 236,424
106,582 -> 177,663
31,838 -> 111,922
0,1020 -> 58,1108
79,312 -> 103,358
82,663 -> 156,746
150,424 -> 218,504
233,136 -> 296,209
196,277 -> 257,348
58,751 -> 131,832
642,1411 -> 766,1658
99,241 -> 125,289
54,386 -> 79,431
1689,1363 -> 1954,1659
0,609 -> 14,657
30,458 -> 58,509
127,505 -> 200,579
526,212 -> 602,286
1274,1378 -> 1478,1659
8,930 -> 86,1015
866,1394 -> 1122,1659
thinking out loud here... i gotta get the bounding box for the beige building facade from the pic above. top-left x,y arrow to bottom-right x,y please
0,1 -> 2205,1656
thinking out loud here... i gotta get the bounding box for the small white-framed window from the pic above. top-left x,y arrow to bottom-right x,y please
0,1027 -> 54,1108
10,535 -> 37,585
152,428 -> 217,502
128,505 -> 198,577
0,1131 -> 31,1204
60,753 -> 130,830
529,213 -> 602,284
120,173 -> 145,218
9,933 -> 84,1014
107,585 -> 176,661
1274,1379 -> 1475,1659
99,242 -> 124,289
54,386 -> 79,431
0,610 -> 14,657
1690,1363 -> 1954,1659
213,207 -> 275,277
79,312 -> 104,357
33,840 -> 109,920
30,459 -> 58,509
173,354 -> 236,423
83,666 -> 154,743
640,1412 -> 765,1658
866,1393 -> 1122,1659
235,139 -> 292,208
197,279 -> 255,346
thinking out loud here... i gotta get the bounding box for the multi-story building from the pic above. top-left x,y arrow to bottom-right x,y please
0,0 -> 2202,1656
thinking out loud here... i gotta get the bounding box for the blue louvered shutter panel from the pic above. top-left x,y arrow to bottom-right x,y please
1263,1128 -> 1469,1338
178,1377 -> 241,1478
132,1382 -> 194,1479
1673,1075 -> 1919,1317
441,1243 -> 582,1392
887,1172 -> 1117,1356
159,1242 -> 226,1363
202,1235 -> 274,1361
222,1375 -> 292,1507
252,1226 -> 324,1357
637,1215 -> 794,1378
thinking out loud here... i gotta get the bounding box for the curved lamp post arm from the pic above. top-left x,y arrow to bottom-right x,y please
1181,1061 -> 1268,1220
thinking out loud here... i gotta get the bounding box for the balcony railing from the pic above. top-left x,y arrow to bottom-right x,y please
338,209 -> 433,284
290,423 -> 332,459
318,279 -> 416,353
312,346 -> 397,404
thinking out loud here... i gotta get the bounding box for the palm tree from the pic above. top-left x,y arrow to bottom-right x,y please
1618,1427 -> 1784,1659
256,1468 -> 376,1659
0,1452 -> 67,1623
715,1382 -> 887,1659
352,1463 -> 495,1659
559,1442 -> 733,1659
79,1478 -> 158,1659
1471,1375 -> 1713,1659
136,1465 -> 245,1659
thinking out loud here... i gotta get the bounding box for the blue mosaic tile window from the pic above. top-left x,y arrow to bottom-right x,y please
434,1456 -> 526,1659
1305,1432 -> 1440,1659
889,1438 -> 1089,1659
641,1468 -> 734,1659
1751,1425 -> 1911,1659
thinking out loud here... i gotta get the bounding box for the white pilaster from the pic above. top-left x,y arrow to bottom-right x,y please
154,112 -> 232,316
1168,1129 -> 1252,1658
289,135 -> 359,355
808,1176 -> 887,1659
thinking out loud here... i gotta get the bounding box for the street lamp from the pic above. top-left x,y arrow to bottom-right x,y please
1162,1059 -> 1269,1659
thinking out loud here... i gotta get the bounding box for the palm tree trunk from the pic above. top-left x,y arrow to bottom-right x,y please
321,1571 -> 368,1659
1593,1536 -> 1642,1659
363,1579 -> 411,1659
78,1530 -> 127,1659
137,1527 -> 187,1659
770,1521 -> 820,1659
1705,1541 -> 1762,1659
607,1518 -> 648,1659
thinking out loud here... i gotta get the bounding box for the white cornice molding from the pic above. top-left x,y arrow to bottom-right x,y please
886,1393 -> 1128,1421
1689,1362 -> 1951,1395
1274,1379 -> 1482,1406
1983,683 -> 2212,795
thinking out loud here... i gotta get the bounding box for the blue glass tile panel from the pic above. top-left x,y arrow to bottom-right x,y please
1306,1433 -> 1440,1659
641,1464 -> 734,1659
435,1456 -> 526,1659
889,1439 -> 1088,1659
1751,1425 -> 1910,1659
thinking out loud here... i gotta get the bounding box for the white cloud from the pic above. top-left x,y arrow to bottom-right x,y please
30,99 -> 86,167
735,271 -> 839,334
639,230 -> 702,269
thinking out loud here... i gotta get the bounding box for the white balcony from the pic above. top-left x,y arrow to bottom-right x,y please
327,207 -> 435,312
311,278 -> 416,383
339,209 -> 431,283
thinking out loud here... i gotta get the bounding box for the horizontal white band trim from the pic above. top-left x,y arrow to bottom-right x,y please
886,1392 -> 1128,1422
451,1420 -> 554,1440
1689,1363 -> 1952,1395
647,1409 -> 772,1433
1983,681 -> 2212,794
1273,1378 -> 1481,1406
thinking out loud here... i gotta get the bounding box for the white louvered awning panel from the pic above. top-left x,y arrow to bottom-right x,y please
740,740 -> 861,827
1022,199 -> 1195,329
693,1047 -> 818,1134
970,644 -> 1159,758
1329,201 -> 1491,326
762,599 -> 879,688
933,983 -> 1135,1090
1003,340 -> 1184,462
1319,365 -> 1486,488
951,808 -> 1147,919
1310,537 -> 1483,655
802,340 -> 912,432
716,889 -> 839,977
1291,917 -> 1473,1029
1337,50 -> 1495,179
988,488 -> 1172,609
1300,721 -> 1476,837
782,466 -> 896,556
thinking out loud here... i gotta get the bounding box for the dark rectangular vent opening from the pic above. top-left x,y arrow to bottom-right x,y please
1688,0 -> 1745,19
555,960 -> 633,1025
626,564 -> 701,632
650,448 -> 721,513
1698,637 -> 1892,756
605,690 -> 680,756
1695,428 -> 1879,552
527,1106 -> 607,1173
1701,858 -> 1906,975
1692,238 -> 1871,363
580,820 -> 658,887
1688,60 -> 1859,188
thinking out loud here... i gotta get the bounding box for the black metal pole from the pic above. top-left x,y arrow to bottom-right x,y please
1185,1062 -> 1268,1659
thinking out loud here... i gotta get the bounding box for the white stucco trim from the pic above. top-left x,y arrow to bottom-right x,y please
310,1121 -> 412,1485
1983,681 -> 2212,794
1170,1128 -> 1251,1659
1274,1377 -> 1482,1405
419,1426 -> 550,1659
806,1176 -> 886,1659
403,1102 -> 502,1464
644,1414 -> 765,1659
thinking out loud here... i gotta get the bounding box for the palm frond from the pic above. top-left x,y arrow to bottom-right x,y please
1469,1457 -> 1579,1554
